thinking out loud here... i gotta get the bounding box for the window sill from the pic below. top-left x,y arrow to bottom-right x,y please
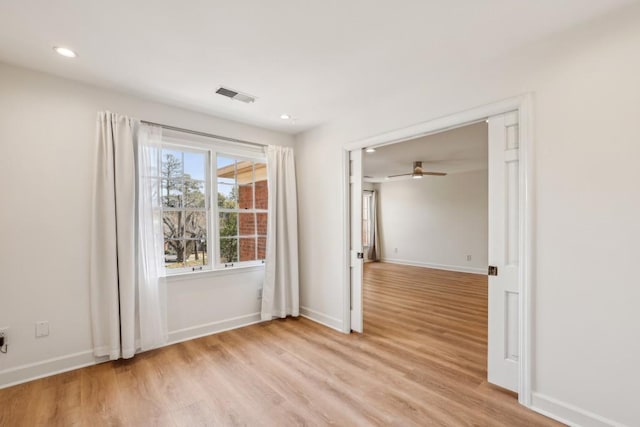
165,263 -> 265,282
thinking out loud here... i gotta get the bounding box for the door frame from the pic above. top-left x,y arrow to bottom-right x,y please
341,94 -> 534,407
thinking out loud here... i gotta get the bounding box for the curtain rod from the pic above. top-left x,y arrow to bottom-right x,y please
140,120 -> 267,148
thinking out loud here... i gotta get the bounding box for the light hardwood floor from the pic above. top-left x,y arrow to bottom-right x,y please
0,262 -> 561,426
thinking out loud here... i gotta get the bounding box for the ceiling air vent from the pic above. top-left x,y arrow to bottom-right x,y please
215,86 -> 256,103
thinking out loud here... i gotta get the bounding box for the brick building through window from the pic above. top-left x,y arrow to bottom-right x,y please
217,159 -> 268,263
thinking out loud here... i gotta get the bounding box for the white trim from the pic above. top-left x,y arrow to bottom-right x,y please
341,149 -> 352,333
381,258 -> 486,275
1,312 -> 265,389
343,97 -> 526,151
0,350 -> 102,389
165,264 -> 264,282
518,94 -> 534,407
162,133 -> 266,159
530,392 -> 626,427
300,306 -> 344,332
342,94 -> 534,407
167,312 -> 263,345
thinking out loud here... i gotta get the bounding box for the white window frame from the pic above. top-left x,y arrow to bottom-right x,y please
160,134 -> 267,276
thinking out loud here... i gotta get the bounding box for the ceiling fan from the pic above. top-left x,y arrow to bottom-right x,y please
388,161 -> 447,179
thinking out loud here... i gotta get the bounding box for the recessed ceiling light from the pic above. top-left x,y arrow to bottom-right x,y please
53,46 -> 77,58
365,148 -> 376,153
280,114 -> 291,120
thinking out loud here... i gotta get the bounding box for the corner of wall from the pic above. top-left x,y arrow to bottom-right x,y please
299,306 -> 344,332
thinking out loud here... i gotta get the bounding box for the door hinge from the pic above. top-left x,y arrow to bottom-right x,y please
488,265 -> 498,276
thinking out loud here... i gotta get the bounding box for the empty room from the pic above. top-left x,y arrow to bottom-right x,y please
1,1 -> 639,426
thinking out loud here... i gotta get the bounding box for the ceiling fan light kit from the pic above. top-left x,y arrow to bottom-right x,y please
387,160 -> 447,179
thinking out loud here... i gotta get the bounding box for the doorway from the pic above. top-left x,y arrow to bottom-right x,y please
343,95 -> 533,406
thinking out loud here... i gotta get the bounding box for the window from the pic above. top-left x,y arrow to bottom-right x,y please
161,147 -> 210,271
362,192 -> 372,248
154,138 -> 267,274
216,156 -> 268,267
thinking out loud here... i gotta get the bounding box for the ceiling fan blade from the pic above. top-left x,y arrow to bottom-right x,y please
387,173 -> 412,178
422,172 -> 447,176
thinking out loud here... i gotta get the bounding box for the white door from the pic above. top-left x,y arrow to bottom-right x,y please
350,149 -> 364,333
487,111 -> 520,392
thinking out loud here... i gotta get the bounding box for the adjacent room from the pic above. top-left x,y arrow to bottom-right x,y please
357,121 -> 509,419
1,1 -> 639,426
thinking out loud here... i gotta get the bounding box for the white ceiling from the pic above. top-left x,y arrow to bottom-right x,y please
363,121 -> 487,182
0,1 -> 632,134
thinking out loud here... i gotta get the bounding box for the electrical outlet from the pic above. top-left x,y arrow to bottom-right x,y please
466,255 -> 472,261
36,321 -> 50,338
0,327 -> 8,347
257,288 -> 263,300
394,248 -> 398,254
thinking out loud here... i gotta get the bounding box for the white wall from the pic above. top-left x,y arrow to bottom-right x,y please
378,170 -> 487,274
295,5 -> 640,426
0,62 -> 293,386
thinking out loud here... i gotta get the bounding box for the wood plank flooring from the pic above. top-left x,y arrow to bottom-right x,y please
0,262 -> 561,426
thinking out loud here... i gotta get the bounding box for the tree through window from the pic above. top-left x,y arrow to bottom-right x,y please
144,140 -> 268,274
161,148 -> 209,270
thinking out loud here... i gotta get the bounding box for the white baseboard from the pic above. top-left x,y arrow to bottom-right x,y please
300,306 -> 343,332
0,313 -> 264,389
167,312 -> 263,345
381,258 -> 486,275
530,392 -> 626,427
0,350 -> 101,389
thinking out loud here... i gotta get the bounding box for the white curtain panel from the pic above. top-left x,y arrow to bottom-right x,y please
137,124 -> 168,351
90,111 -> 137,359
261,145 -> 300,320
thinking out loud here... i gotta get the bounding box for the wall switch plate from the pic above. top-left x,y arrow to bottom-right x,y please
35,321 -> 50,338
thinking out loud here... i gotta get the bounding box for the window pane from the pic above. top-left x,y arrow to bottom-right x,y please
162,179 -> 182,207
239,213 -> 255,237
214,155 -> 268,266
162,150 -> 183,180
185,211 -> 207,239
217,157 -> 236,180
164,240 -> 185,269
254,161 -> 267,179
255,179 -> 268,210
163,212 -> 183,239
220,238 -> 238,263
183,151 -> 206,181
239,237 -> 257,262
238,184 -> 254,209
217,183 -> 237,209
363,198 -> 369,220
257,213 -> 267,236
257,236 -> 267,260
219,212 -> 237,237
184,180 -> 206,208
235,160 -> 253,183
184,240 -> 208,268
